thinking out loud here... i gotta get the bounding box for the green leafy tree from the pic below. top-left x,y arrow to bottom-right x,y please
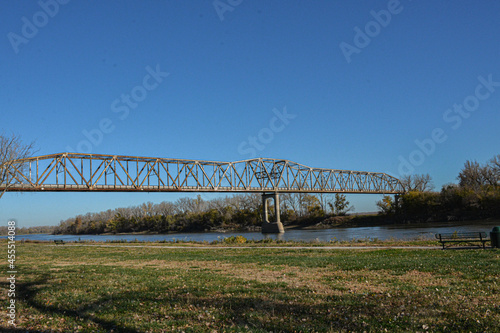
376,195 -> 394,215
303,194 -> 324,217
400,191 -> 440,222
329,193 -> 351,216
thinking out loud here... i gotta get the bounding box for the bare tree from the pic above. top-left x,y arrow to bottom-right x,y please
400,174 -> 434,192
175,195 -> 208,214
140,202 -> 156,217
317,193 -> 334,214
115,207 -> 134,219
0,133 -> 36,199
280,193 -> 296,214
490,155 -> 500,172
280,193 -> 312,217
224,196 -> 242,211
487,155 -> 500,185
481,165 -> 498,186
208,197 -> 228,214
154,201 -> 176,216
458,160 -> 486,190
457,157 -> 500,189
239,193 -> 260,211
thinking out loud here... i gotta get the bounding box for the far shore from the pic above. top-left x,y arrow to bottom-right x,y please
4,215 -> 499,237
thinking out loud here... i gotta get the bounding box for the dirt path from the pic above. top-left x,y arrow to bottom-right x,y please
57,244 -> 441,250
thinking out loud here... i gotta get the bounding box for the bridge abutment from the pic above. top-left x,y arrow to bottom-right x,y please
261,192 -> 284,233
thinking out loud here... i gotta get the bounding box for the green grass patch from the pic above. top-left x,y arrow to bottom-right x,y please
1,243 -> 499,332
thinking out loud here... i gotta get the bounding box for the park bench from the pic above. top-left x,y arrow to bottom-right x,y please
54,240 -> 65,245
435,232 -> 488,249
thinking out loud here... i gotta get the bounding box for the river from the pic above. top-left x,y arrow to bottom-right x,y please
5,220 -> 500,243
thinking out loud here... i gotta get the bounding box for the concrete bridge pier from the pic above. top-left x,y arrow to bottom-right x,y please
261,192 -> 285,234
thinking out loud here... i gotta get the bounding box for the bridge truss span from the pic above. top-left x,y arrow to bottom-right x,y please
0,153 -> 404,194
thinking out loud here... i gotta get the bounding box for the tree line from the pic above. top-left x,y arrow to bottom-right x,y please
0,225 -> 56,236
377,154 -> 500,222
54,192 -> 353,235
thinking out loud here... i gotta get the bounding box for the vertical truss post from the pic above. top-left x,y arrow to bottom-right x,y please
261,192 -> 284,234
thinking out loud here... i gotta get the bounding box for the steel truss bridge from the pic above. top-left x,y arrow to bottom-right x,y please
1,153 -> 404,233
0,153 -> 404,194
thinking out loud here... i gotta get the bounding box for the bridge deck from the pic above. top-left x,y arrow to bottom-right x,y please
4,184 -> 400,193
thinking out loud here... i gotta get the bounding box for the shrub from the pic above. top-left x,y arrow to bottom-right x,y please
222,235 -> 247,244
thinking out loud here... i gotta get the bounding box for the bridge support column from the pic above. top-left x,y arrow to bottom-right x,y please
261,192 -> 284,234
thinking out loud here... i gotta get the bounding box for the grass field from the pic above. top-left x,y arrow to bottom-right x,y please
1,241 -> 499,332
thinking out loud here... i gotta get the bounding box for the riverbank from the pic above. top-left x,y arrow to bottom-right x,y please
3,243 -> 499,332
9,237 -> 442,247
5,219 -> 499,244
50,214 -> 500,236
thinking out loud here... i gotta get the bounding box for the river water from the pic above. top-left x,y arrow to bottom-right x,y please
6,220 -> 500,243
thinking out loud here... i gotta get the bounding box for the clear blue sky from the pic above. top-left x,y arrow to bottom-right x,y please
1,0 -> 499,227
